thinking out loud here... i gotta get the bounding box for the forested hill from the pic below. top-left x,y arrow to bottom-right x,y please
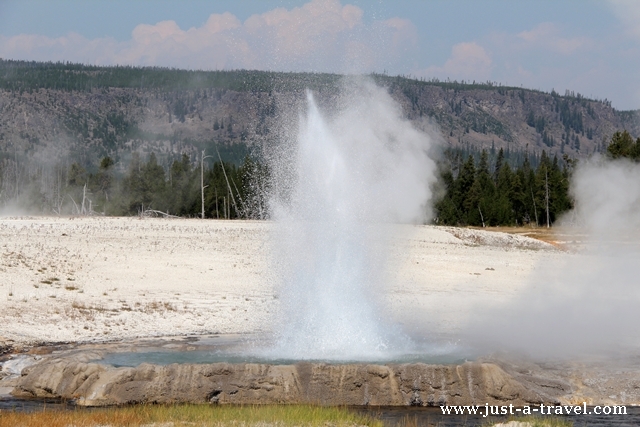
2,59 -> 639,167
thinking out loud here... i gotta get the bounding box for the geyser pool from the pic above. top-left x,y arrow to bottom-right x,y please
99,349 -> 469,367
256,80 -> 439,361
95,335 -> 469,367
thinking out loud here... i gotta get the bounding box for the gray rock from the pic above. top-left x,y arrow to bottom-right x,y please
12,359 -> 567,407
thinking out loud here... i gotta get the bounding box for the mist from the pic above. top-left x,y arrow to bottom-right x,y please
261,79 -> 438,361
464,157 -> 640,359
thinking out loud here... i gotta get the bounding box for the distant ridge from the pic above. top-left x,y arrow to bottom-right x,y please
1,59 -> 638,170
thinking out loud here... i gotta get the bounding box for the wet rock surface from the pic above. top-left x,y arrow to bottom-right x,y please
0,337 -> 640,407
3,337 -> 640,408
11,355 -> 570,407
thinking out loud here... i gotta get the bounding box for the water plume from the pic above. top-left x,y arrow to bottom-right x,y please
263,80 -> 437,361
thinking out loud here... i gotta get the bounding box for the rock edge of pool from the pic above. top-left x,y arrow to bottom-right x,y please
0,336 -> 640,407
9,359 -> 562,407
4,339 -> 640,408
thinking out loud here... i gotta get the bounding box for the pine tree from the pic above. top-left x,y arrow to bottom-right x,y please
465,177 -> 484,226
495,162 -> 514,224
510,172 -> 527,225
534,151 -> 552,227
475,149 -> 496,226
169,154 -> 195,216
493,147 -> 504,183
454,155 -> 476,224
519,155 -> 537,225
607,130 -> 640,161
549,155 -> 571,222
123,152 -> 143,213
91,156 -> 114,213
142,152 -> 166,211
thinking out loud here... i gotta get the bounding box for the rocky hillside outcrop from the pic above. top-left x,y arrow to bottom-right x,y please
1,61 -> 639,171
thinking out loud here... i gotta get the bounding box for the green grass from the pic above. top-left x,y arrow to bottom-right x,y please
0,404 -> 384,427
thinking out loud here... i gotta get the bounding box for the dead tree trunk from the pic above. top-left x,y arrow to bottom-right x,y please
215,146 -> 239,219
531,189 -> 538,226
545,169 -> 550,228
478,205 -> 485,228
81,183 -> 87,215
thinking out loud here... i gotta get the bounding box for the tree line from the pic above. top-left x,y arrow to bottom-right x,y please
434,148 -> 573,227
2,130 -> 636,225
434,130 -> 640,227
1,151 -> 268,219
0,59 -> 343,94
606,130 -> 640,161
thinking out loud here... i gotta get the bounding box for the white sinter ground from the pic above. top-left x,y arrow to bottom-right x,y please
0,216 -> 560,348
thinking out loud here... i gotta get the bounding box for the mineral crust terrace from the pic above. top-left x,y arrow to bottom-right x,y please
8,342 -> 640,407
12,357 -> 570,407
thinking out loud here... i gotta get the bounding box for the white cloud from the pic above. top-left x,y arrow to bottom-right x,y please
608,0 -> 640,40
381,17 -> 418,49
421,42 -> 492,81
517,22 -> 590,54
0,0 -> 416,73
413,20 -> 640,110
487,22 -> 640,109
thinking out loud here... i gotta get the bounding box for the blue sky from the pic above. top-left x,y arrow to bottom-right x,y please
1,0 -> 639,110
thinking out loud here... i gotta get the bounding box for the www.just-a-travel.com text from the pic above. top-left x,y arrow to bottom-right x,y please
440,403 -> 627,417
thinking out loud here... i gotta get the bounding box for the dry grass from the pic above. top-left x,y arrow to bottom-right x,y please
0,406 -> 142,427
145,301 -> 177,313
0,404 -> 383,427
69,300 -> 178,319
468,226 -> 566,248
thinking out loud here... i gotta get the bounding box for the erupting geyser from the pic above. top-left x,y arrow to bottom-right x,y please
263,80 -> 438,361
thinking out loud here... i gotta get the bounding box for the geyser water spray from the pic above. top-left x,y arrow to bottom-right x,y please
263,80 -> 437,361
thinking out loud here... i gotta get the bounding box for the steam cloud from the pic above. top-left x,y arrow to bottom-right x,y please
466,157 -> 640,359
263,80 -> 437,361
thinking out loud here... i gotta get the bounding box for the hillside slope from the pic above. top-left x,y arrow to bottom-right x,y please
1,60 -> 639,172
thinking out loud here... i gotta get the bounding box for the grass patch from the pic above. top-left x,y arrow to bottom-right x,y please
0,404 -> 383,427
145,300 -> 177,312
482,415 -> 573,426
